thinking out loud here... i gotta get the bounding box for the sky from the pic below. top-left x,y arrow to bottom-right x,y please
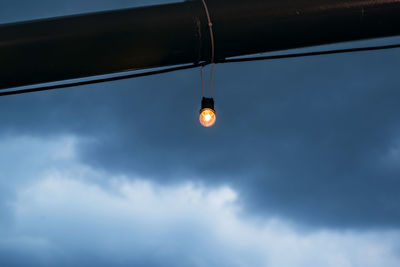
1,0 -> 400,266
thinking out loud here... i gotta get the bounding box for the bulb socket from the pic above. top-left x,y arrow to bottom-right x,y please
200,97 -> 215,113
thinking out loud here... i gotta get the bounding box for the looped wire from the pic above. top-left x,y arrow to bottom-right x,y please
200,0 -> 216,98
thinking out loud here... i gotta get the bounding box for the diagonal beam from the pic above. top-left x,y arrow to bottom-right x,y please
1,0 -> 400,89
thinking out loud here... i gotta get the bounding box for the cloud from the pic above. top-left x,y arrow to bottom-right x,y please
2,47 -> 400,228
0,135 -> 79,226
0,135 -> 400,267
1,0 -> 400,228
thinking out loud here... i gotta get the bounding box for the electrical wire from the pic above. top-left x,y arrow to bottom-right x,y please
200,63 -> 216,98
210,63 -> 215,97
1,43 -> 400,97
0,62 -> 206,97
201,66 -> 205,97
200,0 -> 216,98
201,0 -> 215,63
221,43 -> 400,64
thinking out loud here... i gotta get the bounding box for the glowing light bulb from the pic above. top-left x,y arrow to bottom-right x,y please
199,108 -> 216,127
199,97 -> 216,127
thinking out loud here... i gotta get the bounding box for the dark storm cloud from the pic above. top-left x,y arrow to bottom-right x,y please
2,47 -> 400,229
81,51 -> 400,229
0,0 -> 181,232
1,0 -> 400,229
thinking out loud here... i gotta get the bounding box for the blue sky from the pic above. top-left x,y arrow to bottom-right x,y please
1,1 -> 400,266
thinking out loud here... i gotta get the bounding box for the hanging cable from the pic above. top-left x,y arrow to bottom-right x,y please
222,43 -> 400,64
0,62 -> 206,97
201,66 -> 205,97
199,0 -> 216,98
210,63 -> 215,97
201,0 -> 215,64
1,43 -> 400,97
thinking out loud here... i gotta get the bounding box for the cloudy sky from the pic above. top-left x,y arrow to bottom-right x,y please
1,0 -> 400,266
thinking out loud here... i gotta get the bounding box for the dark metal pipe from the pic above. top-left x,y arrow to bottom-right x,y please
1,0 -> 400,89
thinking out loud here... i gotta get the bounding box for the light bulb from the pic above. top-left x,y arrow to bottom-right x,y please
199,97 -> 216,127
199,108 -> 216,127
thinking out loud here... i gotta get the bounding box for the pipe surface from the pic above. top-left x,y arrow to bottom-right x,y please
1,0 -> 400,89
